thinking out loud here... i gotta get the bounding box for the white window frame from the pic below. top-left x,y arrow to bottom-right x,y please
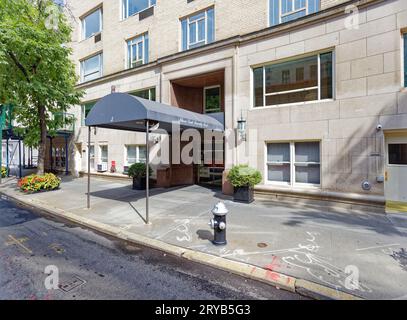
203,85 -> 221,114
80,53 -> 103,83
81,8 -> 102,40
265,141 -> 321,188
127,34 -> 148,69
187,11 -> 207,49
125,145 -> 147,165
280,0 -> 308,22
252,51 -> 334,109
99,144 -> 108,164
122,0 -> 156,20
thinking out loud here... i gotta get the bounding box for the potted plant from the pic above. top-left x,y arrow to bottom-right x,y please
127,162 -> 153,190
1,166 -> 7,178
227,165 -> 262,203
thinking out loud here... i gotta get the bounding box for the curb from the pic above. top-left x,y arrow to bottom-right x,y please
0,188 -> 363,300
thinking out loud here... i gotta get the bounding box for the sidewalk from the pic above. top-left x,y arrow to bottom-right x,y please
1,176 -> 406,300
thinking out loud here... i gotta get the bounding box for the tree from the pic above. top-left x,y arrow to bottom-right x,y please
0,0 -> 83,174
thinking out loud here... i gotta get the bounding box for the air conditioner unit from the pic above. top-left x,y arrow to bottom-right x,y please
97,163 -> 108,172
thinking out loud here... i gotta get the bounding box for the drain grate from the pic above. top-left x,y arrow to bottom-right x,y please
59,276 -> 86,293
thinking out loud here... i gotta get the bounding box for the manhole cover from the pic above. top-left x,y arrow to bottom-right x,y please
59,276 -> 86,293
257,242 -> 268,248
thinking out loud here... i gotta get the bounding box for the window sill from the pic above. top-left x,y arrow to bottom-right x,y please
79,32 -> 102,44
250,99 -> 335,111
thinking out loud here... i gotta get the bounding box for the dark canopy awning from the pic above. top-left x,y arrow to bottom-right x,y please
85,93 -> 224,133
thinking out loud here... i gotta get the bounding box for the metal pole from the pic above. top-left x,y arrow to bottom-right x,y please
65,135 -> 69,175
49,137 -> 53,172
87,126 -> 91,209
22,143 -> 25,169
18,137 -> 22,178
146,120 -> 149,224
6,137 -> 9,177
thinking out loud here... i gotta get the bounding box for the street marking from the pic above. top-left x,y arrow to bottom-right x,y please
6,235 -> 33,254
356,244 -> 400,252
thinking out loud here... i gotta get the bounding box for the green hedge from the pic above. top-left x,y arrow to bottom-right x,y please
227,165 -> 262,188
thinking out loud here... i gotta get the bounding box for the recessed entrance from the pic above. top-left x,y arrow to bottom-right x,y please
170,70 -> 225,187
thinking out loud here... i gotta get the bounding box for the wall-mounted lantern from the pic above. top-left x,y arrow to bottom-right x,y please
237,113 -> 247,141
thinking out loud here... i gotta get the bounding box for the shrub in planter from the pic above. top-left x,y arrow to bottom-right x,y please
227,165 -> 262,203
18,173 -> 61,193
1,166 -> 7,178
127,163 -> 153,190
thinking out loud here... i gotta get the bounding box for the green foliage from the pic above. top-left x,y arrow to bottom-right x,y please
127,163 -> 152,178
1,166 -> 7,178
0,0 -> 83,147
17,173 -> 61,193
227,165 -> 262,188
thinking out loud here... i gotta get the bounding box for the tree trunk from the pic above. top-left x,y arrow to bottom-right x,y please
36,105 -> 47,175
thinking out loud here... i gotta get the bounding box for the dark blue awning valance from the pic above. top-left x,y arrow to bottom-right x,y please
85,93 -> 224,133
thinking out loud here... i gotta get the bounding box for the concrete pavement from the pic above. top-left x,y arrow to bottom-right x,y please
0,198 -> 304,300
1,176 -> 406,299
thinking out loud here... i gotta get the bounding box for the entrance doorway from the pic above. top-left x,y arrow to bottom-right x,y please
385,133 -> 407,211
170,70 -> 225,187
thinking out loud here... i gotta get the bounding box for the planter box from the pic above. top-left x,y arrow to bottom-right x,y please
233,186 -> 254,203
132,177 -> 147,190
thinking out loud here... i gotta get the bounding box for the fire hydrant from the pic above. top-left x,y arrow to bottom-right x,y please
209,202 -> 228,246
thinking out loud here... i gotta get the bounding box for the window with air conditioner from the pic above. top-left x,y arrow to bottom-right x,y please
80,53 -> 103,83
123,0 -> 156,19
81,8 -> 102,40
127,34 -> 149,69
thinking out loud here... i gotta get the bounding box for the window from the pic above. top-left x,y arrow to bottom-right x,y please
89,145 -> 95,170
100,145 -> 108,164
181,8 -> 214,51
253,52 -> 333,107
81,54 -> 102,82
130,87 -> 156,101
404,34 -> 407,87
81,102 -> 96,126
81,8 -> 102,39
126,145 -> 147,165
123,0 -> 156,19
204,86 -> 221,113
127,34 -> 149,68
267,141 -> 320,186
269,0 -> 320,26
388,144 -> 407,165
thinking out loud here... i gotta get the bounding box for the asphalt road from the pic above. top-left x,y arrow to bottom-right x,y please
0,197 -> 306,300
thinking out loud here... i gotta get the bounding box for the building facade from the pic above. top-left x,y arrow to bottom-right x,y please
66,0 -> 407,211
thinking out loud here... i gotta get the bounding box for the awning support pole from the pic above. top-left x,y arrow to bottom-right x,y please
18,137 -> 22,178
65,135 -> 69,176
87,126 -> 91,209
146,120 -> 150,224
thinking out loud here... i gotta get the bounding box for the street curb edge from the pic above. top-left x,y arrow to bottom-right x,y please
0,189 -> 364,300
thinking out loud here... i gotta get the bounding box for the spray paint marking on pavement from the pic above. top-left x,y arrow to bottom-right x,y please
356,244 -> 401,252
6,235 -> 33,254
